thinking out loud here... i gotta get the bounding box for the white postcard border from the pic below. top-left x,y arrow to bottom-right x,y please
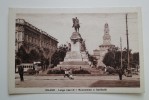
8,7 -> 144,94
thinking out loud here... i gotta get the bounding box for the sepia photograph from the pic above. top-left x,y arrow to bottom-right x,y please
8,8 -> 144,94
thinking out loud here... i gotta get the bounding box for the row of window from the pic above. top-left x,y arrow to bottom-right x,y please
15,32 -> 22,41
24,34 -> 57,48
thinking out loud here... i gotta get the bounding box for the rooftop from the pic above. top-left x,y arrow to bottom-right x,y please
16,18 -> 58,42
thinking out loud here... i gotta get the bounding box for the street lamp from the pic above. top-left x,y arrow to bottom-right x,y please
126,14 -> 132,77
120,37 -> 122,69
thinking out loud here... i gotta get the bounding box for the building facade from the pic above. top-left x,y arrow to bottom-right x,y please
15,18 -> 58,63
93,23 -> 115,67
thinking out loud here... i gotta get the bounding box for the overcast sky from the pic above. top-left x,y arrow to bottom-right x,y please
16,13 -> 139,54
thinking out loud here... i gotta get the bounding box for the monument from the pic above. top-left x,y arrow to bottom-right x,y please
57,17 -> 90,69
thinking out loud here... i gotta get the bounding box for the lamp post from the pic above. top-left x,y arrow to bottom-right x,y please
120,37 -> 122,69
126,14 -> 132,77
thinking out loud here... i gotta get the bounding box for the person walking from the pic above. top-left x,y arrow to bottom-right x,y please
68,69 -> 74,80
117,68 -> 123,80
64,68 -> 69,78
18,65 -> 24,81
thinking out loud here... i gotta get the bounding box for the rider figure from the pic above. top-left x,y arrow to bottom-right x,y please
72,17 -> 80,32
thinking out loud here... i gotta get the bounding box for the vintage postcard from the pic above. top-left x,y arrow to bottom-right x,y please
8,8 -> 144,94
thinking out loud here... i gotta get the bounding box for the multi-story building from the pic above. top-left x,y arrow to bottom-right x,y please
93,23 -> 115,67
15,18 -> 58,63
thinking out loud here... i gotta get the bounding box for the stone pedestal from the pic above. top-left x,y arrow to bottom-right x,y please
64,51 -> 82,61
71,40 -> 80,52
57,32 -> 90,69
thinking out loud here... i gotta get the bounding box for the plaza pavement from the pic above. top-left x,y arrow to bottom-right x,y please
15,74 -> 140,87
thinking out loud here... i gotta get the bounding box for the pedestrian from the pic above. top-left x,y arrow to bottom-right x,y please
64,68 -> 69,78
68,69 -> 74,80
34,64 -> 39,76
117,68 -> 123,80
18,65 -> 24,81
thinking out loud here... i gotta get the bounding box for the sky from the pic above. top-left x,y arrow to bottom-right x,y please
16,13 -> 139,54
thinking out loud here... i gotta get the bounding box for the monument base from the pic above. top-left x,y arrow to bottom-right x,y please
56,51 -> 90,69
64,51 -> 82,61
64,51 -> 88,62
57,63 -> 90,69
56,31 -> 90,70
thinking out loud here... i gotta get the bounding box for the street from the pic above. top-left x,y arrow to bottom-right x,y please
15,74 -> 140,87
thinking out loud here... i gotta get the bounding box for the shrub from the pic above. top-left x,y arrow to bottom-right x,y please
106,67 -> 116,74
47,69 -> 90,74
47,69 -> 65,74
72,69 -> 90,74
27,69 -> 36,75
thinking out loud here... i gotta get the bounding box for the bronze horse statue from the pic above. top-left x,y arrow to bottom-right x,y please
72,17 -> 80,32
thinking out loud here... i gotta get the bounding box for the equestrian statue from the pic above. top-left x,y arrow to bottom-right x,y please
72,17 -> 80,32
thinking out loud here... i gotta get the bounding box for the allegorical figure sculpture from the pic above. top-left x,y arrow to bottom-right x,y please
67,42 -> 71,51
72,17 -> 80,32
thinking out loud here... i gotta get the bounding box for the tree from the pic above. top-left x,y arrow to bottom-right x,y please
16,46 -> 30,63
45,58 -> 50,69
103,51 -> 115,67
29,49 -> 40,62
88,55 -> 97,67
132,52 -> 139,65
114,51 -> 121,67
51,44 -> 68,67
103,47 -> 133,69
